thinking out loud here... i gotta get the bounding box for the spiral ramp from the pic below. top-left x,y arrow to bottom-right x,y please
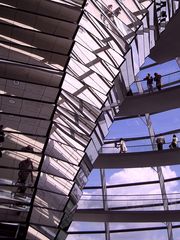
0,0 -> 179,239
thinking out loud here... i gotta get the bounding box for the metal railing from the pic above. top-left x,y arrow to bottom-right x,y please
78,193 -> 180,210
130,71 -> 180,94
99,141 -> 179,153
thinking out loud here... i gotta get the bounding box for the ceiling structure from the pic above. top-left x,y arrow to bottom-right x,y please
150,7 -> 180,64
0,0 -> 179,240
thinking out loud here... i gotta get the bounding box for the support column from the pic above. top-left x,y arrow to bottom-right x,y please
145,112 -> 174,240
100,169 -> 110,240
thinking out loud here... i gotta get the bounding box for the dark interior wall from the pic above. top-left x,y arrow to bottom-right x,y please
150,9 -> 180,64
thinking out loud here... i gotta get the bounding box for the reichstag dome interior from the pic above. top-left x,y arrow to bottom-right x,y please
0,0 -> 180,239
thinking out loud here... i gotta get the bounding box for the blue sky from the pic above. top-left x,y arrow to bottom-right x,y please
138,57 -> 180,78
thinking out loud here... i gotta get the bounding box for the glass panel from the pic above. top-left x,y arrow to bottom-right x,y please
2,132 -> 44,152
0,62 -> 62,87
0,168 -> 37,193
151,109 -> 180,134
0,95 -> 54,119
69,221 -> 105,231
85,169 -> 102,187
67,233 -> 105,240
45,138 -> 84,164
110,228 -> 168,240
149,4 -> 155,48
34,189 -> 68,211
106,116 -> 149,139
79,188 -> 104,209
76,168 -> 89,189
142,17 -> 150,57
172,226 -> 180,239
27,226 -> 51,240
131,39 -> 140,75
125,49 -> 135,86
85,140 -> 99,163
0,79 -> 58,102
30,206 -> 63,227
37,173 -> 73,195
110,222 -> 166,230
41,156 -> 79,180
137,26 -> 145,66
106,169 -> 159,185
0,114 -> 50,135
1,151 -> 41,169
0,207 -> 28,222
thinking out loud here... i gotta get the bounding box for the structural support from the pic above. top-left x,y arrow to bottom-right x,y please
100,169 -> 110,240
145,113 -> 174,240
74,209 -> 180,222
93,148 -> 180,169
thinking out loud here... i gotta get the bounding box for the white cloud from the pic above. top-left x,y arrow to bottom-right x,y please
106,167 -> 178,208
108,167 -> 177,185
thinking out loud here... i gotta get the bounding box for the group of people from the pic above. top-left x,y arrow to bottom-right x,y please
144,72 -> 162,93
117,134 -> 178,153
156,134 -> 178,151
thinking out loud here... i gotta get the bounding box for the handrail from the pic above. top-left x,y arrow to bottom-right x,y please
78,192 -> 180,206
81,192 -> 180,197
130,70 -> 180,94
79,197 -> 180,202
100,142 -> 179,153
134,70 -> 180,83
103,142 -> 177,148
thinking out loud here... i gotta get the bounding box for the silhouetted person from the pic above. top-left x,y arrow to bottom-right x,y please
16,158 -> 33,194
154,72 -> 162,91
156,136 -> 165,151
169,134 -> 178,149
144,73 -> 153,93
0,125 -> 5,143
